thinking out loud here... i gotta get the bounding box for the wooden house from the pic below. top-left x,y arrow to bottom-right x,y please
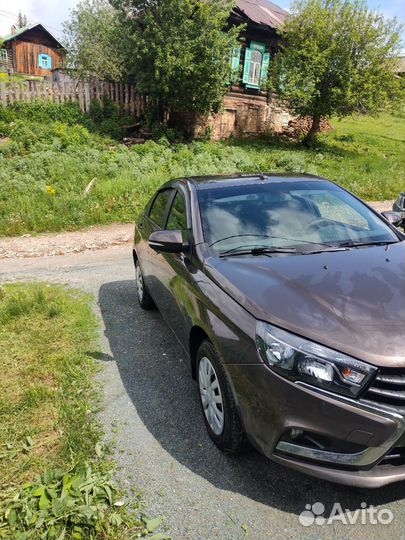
229,0 -> 287,92
0,24 -> 65,77
186,0 -> 292,140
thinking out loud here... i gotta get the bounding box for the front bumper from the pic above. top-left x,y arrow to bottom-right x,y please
226,364 -> 405,488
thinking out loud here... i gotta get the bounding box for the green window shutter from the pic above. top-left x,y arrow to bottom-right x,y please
230,46 -> 241,72
242,48 -> 252,84
260,52 -> 270,87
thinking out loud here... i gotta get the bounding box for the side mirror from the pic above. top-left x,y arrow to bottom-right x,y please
148,230 -> 187,253
381,211 -> 405,228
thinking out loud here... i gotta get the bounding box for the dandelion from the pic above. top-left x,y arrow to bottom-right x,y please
46,185 -> 56,196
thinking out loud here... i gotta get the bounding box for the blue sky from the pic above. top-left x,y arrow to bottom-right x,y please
276,0 -> 404,21
0,0 -> 404,44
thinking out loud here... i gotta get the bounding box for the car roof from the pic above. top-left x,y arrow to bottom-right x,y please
182,173 -> 329,190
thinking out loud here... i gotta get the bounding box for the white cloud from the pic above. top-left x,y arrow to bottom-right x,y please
0,0 -> 78,38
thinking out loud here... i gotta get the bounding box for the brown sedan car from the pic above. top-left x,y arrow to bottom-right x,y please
133,174 -> 405,488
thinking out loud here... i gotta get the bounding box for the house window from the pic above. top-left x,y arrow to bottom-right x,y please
248,50 -> 262,86
242,41 -> 271,90
38,53 -> 52,69
0,49 -> 8,63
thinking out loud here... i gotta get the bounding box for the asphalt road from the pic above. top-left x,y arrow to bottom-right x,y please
1,245 -> 404,540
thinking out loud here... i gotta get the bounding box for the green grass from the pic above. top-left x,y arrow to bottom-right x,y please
0,283 -> 99,485
0,283 -> 165,539
0,103 -> 404,237
0,73 -> 44,84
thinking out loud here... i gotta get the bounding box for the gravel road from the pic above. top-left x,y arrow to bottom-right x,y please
1,245 -> 404,540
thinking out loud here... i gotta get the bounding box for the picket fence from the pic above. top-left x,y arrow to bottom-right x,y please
0,79 -> 149,116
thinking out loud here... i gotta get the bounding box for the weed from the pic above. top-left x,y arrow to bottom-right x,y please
0,106 -> 403,237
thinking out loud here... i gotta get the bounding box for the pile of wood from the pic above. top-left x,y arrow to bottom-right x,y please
122,123 -> 153,146
280,117 -> 332,139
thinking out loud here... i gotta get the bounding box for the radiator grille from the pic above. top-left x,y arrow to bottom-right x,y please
362,367 -> 405,412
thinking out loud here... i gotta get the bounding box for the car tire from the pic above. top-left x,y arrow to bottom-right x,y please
135,260 -> 155,310
197,340 -> 246,453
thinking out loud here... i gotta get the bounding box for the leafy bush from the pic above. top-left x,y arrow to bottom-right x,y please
0,101 -> 129,140
4,102 -> 90,127
0,464 -> 154,540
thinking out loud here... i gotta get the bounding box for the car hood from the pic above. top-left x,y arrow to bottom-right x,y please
205,243 -> 405,367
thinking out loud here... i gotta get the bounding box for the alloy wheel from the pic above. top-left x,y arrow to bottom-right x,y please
136,263 -> 144,302
198,356 -> 225,435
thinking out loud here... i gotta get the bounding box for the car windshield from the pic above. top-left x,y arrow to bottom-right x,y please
197,180 -> 399,255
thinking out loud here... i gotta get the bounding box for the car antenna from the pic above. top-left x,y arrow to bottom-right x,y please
258,172 -> 267,180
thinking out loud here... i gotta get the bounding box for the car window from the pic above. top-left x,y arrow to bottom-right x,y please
166,192 -> 187,230
197,181 -> 398,253
149,189 -> 172,227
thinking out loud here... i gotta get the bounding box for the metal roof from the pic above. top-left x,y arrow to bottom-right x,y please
234,0 -> 289,29
1,23 -> 64,49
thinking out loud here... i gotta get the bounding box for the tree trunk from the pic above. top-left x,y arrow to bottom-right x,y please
304,113 -> 321,147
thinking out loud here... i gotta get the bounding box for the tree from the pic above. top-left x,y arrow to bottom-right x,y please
63,0 -> 125,81
17,11 -> 28,28
271,0 -> 403,145
111,0 -> 241,119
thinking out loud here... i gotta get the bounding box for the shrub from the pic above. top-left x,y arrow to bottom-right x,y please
0,463 -> 152,540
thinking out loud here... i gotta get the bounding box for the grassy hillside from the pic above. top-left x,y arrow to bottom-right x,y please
0,103 -> 403,237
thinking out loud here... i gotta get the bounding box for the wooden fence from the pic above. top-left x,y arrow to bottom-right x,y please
0,80 -> 149,117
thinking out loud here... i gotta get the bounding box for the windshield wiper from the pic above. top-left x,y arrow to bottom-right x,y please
210,234 -> 336,249
219,244 -> 351,258
219,246 -> 297,258
338,240 -> 399,248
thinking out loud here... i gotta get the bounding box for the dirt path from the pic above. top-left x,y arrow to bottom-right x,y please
0,200 -> 394,259
0,223 -> 134,259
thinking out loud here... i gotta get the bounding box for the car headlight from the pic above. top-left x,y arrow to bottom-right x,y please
255,322 -> 377,398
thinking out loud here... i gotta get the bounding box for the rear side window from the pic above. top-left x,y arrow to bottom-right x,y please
167,192 -> 187,230
149,189 -> 172,227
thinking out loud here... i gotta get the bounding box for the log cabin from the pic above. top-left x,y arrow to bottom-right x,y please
0,23 -> 65,78
179,0 -> 293,140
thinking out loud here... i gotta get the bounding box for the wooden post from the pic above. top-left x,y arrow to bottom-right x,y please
124,83 -> 129,114
101,81 -> 107,104
78,82 -> 84,111
68,82 -> 74,103
0,83 -> 6,107
84,82 -> 91,112
22,82 -> 28,102
95,80 -> 101,105
33,81 -> 39,101
115,82 -> 119,109
119,83 -> 124,113
129,85 -> 134,116
8,84 -> 14,106
41,82 -> 47,102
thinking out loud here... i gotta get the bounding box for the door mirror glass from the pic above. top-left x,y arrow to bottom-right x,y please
381,211 -> 404,227
148,230 -> 186,253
